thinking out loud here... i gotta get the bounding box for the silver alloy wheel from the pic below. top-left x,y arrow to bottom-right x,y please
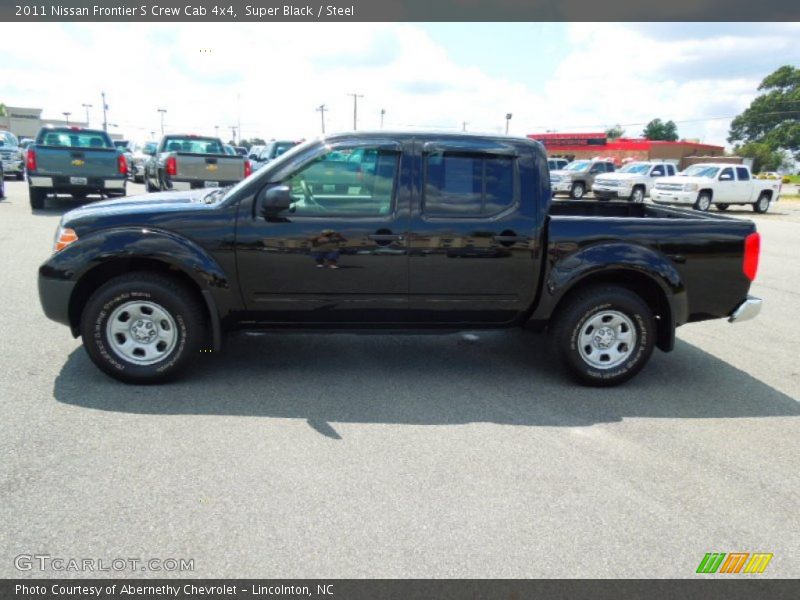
631,187 -> 644,203
697,194 -> 711,211
757,195 -> 768,212
577,310 -> 637,369
572,183 -> 584,199
106,300 -> 178,366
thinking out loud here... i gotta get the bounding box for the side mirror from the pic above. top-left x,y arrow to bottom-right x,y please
259,185 -> 292,217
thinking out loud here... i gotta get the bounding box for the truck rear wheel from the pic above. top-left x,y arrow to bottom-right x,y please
29,187 -> 46,210
80,272 -> 206,384
716,203 -> 729,211
550,285 -> 656,386
753,193 -> 770,214
570,182 -> 585,199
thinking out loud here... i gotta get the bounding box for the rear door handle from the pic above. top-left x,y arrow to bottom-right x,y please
492,235 -> 528,243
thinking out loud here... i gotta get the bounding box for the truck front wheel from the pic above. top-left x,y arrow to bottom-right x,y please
694,192 -> 712,212
80,273 -> 206,384
569,182 -> 585,199
550,285 -> 656,386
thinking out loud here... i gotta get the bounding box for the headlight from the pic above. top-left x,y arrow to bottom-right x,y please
683,183 -> 698,192
54,226 -> 78,252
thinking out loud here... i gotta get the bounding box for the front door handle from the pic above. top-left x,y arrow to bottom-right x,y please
493,231 -> 528,246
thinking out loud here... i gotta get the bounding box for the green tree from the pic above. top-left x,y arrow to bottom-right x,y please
642,118 -> 679,141
0,103 -> 6,117
605,124 -> 625,140
733,142 -> 790,173
239,137 -> 266,150
728,65 -> 800,160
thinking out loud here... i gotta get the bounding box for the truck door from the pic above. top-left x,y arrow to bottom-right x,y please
234,138 -> 410,323
735,166 -> 753,202
716,166 -> 737,203
407,139 -> 544,324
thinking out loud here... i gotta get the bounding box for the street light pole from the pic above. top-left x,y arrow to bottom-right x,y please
462,121 -> 468,132
505,113 -> 513,135
82,103 -> 92,126
214,125 -> 219,138
348,93 -> 363,130
157,108 -> 167,136
380,108 -> 386,129
316,104 -> 327,134
62,112 -> 71,125
101,91 -> 108,132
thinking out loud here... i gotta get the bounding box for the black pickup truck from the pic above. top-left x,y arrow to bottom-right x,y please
38,132 -> 762,386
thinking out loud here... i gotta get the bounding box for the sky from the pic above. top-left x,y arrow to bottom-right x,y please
1,22 -> 798,147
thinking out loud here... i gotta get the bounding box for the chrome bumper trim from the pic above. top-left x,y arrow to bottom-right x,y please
729,296 -> 762,323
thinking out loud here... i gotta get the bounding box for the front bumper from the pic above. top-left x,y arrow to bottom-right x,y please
593,185 -> 630,199
550,180 -> 574,193
2,158 -> 24,174
38,274 -> 76,328
650,190 -> 696,205
729,296 -> 762,323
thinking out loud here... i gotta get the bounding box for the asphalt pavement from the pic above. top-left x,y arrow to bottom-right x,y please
0,179 -> 797,578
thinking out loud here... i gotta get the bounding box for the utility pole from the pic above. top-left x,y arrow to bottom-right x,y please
150,131 -> 155,140
505,113 -> 513,135
316,104 -> 327,134
62,112 -> 71,125
348,93 -> 363,130
101,91 -> 108,132
380,108 -> 386,129
237,93 -> 241,145
82,103 -> 92,126
157,108 -> 167,136
230,126 -> 237,144
462,121 -> 468,132
214,125 -> 219,138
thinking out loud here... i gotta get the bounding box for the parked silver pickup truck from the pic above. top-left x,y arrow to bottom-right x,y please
26,126 -> 127,210
0,130 -> 25,180
144,134 -> 251,192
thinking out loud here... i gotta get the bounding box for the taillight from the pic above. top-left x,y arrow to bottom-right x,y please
743,232 -> 760,281
26,148 -> 37,171
165,156 -> 177,176
244,159 -> 252,178
117,153 -> 127,175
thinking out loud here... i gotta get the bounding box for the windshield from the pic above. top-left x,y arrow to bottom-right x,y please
163,136 -> 223,154
143,142 -> 157,154
221,138 -> 319,203
0,131 -> 19,147
682,165 -> 720,178
564,161 -> 589,172
618,163 -> 650,174
38,129 -> 113,149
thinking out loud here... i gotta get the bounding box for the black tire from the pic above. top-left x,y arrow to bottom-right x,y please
753,193 -> 770,214
80,272 -> 206,384
0,178 -> 5,199
716,203 -> 729,211
630,186 -> 645,203
145,174 -> 157,192
694,192 -> 711,212
29,187 -> 46,210
570,182 -> 585,199
549,285 -> 656,387
16,171 -> 25,181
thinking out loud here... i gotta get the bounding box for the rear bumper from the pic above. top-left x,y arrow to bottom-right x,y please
169,178 -> 240,191
38,274 -> 76,327
29,175 -> 126,191
729,296 -> 762,323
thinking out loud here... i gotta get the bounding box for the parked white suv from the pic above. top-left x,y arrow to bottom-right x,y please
651,163 -> 781,213
593,161 -> 677,202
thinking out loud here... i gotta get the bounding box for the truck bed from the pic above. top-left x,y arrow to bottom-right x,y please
548,200 -> 728,220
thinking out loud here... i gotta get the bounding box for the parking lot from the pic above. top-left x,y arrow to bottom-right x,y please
0,178 -> 798,578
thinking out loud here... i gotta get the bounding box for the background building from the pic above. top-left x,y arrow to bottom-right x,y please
0,106 -> 89,138
528,132 -> 726,169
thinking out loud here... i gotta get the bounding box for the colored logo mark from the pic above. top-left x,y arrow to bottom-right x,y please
696,552 -> 773,574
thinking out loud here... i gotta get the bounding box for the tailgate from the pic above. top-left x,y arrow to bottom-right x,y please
175,153 -> 244,181
36,147 -> 119,178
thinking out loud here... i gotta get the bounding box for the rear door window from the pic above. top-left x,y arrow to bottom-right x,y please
424,152 -> 516,218
736,167 -> 750,181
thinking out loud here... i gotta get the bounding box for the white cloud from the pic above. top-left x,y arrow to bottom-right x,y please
0,23 -> 795,147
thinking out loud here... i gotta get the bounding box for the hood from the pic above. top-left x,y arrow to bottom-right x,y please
596,172 -> 640,181
62,189 -> 218,227
655,175 -> 709,185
